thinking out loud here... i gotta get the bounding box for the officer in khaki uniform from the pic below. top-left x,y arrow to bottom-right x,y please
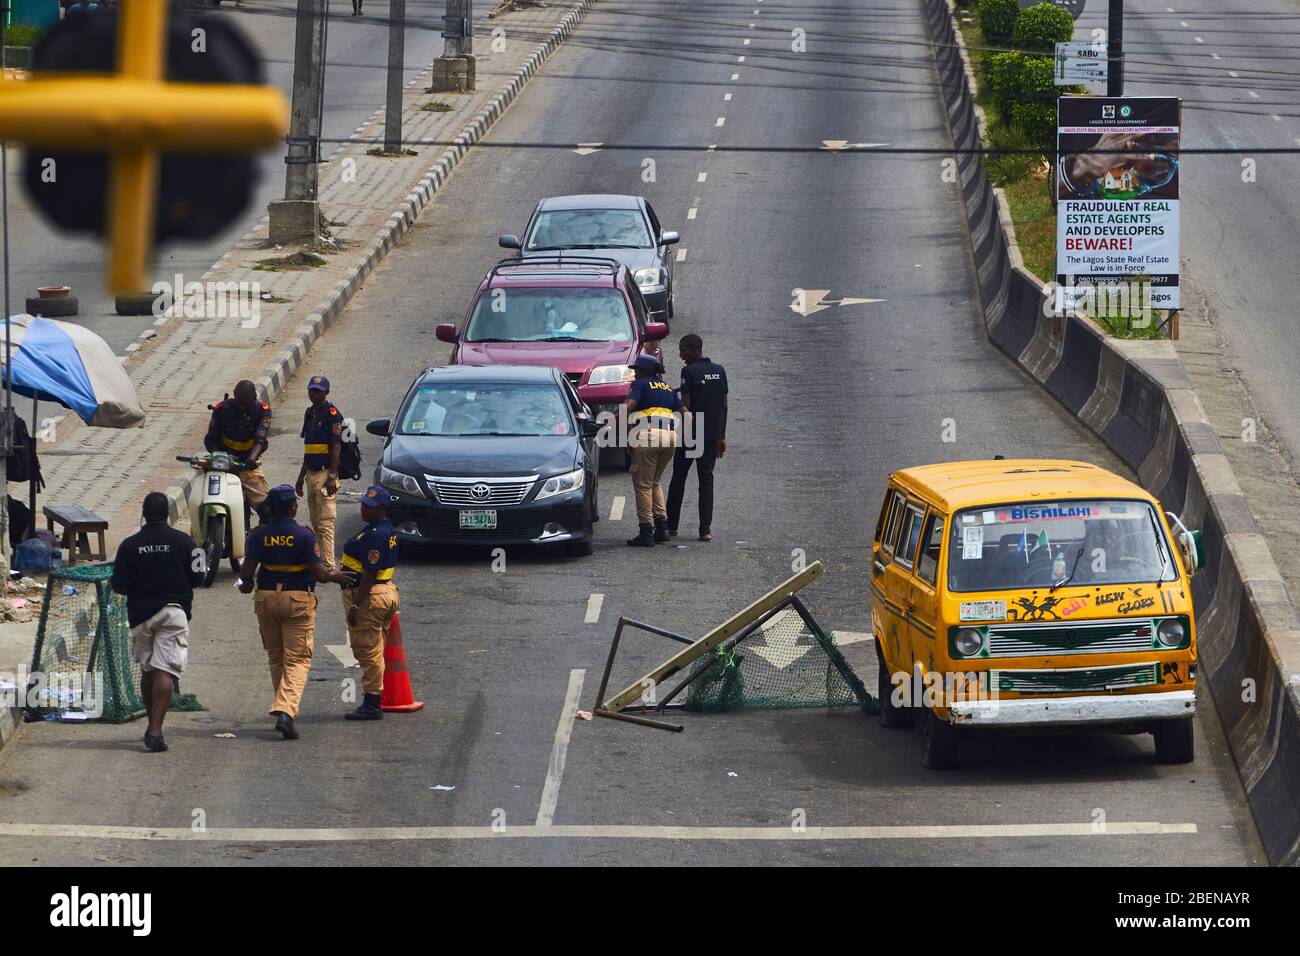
339,485 -> 400,721
295,374 -> 345,569
205,379 -> 273,512
239,484 -> 352,739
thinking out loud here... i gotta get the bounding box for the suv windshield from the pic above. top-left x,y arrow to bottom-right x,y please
947,499 -> 1176,592
464,287 -> 633,343
399,384 -> 573,437
526,209 -> 651,249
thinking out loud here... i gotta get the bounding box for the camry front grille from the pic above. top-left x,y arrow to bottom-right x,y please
427,476 -> 537,506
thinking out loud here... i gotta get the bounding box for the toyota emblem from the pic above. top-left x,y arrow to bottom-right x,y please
470,483 -> 491,500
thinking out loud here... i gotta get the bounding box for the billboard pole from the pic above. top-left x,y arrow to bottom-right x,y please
1107,0 -> 1124,96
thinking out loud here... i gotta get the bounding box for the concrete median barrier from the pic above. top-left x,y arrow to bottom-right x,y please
927,0 -> 1300,865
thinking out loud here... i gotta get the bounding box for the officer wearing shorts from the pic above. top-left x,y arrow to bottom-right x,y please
295,374 -> 345,570
110,492 -> 203,753
339,485 -> 400,721
239,484 -> 352,739
205,379 -> 273,512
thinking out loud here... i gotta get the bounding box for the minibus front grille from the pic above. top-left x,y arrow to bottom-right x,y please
985,619 -> 1157,658
991,662 -> 1160,695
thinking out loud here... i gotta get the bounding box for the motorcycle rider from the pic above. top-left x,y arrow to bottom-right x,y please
205,380 -> 272,514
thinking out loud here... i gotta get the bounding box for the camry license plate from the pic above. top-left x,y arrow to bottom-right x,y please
459,509 -> 497,530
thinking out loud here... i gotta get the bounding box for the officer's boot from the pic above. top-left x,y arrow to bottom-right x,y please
274,712 -> 299,740
626,523 -> 656,547
345,693 -> 384,721
653,518 -> 671,543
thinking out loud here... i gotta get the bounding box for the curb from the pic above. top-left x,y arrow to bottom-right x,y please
157,0 -> 599,524
927,0 -> 1300,865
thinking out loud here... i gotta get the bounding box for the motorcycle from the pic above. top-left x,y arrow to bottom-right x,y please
177,451 -> 254,587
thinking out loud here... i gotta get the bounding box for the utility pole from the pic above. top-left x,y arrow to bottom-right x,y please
269,0 -> 328,244
383,0 -> 406,153
429,0 -> 474,93
1107,0 -> 1124,96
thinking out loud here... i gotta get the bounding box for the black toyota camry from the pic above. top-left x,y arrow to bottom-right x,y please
366,365 -> 600,556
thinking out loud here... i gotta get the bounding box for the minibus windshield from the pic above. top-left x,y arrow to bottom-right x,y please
947,499 -> 1177,592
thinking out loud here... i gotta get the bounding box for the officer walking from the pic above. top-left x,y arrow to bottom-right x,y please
239,484 -> 352,739
295,375 -> 344,570
339,485 -> 401,720
667,334 -> 728,542
624,353 -> 682,547
205,380 -> 273,514
110,492 -> 204,753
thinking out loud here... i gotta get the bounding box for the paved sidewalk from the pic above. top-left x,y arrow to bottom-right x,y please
30,0 -> 593,552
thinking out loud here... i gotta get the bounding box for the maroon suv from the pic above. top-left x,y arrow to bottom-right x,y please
436,257 -> 669,424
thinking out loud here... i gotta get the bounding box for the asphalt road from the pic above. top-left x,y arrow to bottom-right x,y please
1075,0 -> 1300,470
1,0 -> 446,353
0,0 -> 1265,865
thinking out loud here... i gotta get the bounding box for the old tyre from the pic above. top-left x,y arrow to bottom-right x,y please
876,641 -> 912,729
25,295 -> 78,317
115,292 -> 163,316
1153,717 -> 1194,764
920,706 -> 959,770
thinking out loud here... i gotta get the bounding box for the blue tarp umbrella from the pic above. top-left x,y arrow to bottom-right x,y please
3,314 -> 145,428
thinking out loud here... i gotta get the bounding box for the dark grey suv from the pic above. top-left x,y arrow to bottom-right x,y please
499,194 -> 680,323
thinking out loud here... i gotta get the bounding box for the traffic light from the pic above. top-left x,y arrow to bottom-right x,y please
0,1 -> 287,293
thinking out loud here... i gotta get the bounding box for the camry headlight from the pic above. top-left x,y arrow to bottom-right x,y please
953,627 -> 985,658
588,364 -> 635,386
634,267 -> 667,294
535,468 -> 585,500
1157,618 -> 1187,648
378,464 -> 425,498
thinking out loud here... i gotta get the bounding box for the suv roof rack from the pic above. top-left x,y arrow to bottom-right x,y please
489,255 -> 622,284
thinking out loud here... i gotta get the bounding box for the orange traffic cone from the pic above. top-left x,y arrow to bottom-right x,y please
380,611 -> 424,712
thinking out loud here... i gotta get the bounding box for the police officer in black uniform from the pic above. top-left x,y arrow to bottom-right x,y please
339,486 -> 400,720
239,485 -> 352,739
666,334 -> 728,541
296,374 -> 345,570
205,379 -> 273,514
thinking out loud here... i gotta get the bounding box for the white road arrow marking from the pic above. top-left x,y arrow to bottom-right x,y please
746,614 -> 814,669
325,644 -> 358,668
572,142 -> 603,156
790,289 -> 887,316
832,630 -> 874,647
820,141 -> 890,151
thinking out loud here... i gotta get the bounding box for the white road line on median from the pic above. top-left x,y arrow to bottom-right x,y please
609,495 -> 625,520
1248,90 -> 1258,98
707,144 -> 717,151
585,593 -> 604,625
687,207 -> 698,220
1229,70 -> 1238,77
0,822 -> 1198,842
731,72 -> 740,80
716,117 -> 726,127
1210,52 -> 1220,59
697,171 -> 707,182
724,92 -> 732,101
743,38 -> 750,45
737,55 -> 745,62
1179,20 -> 1188,26
536,668 -> 586,826
676,248 -> 688,262
1194,36 -> 1203,43
1272,113 -> 1282,122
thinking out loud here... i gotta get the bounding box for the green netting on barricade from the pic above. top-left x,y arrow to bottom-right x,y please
684,605 -> 877,714
25,564 -> 205,723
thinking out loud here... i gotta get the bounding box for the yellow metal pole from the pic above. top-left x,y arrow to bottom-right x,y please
107,0 -> 167,294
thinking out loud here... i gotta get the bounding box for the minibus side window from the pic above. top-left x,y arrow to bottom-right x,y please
874,494 -> 891,544
916,513 -> 944,584
894,505 -> 924,569
881,491 -> 906,556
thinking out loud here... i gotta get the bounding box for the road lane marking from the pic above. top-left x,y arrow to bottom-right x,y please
1272,114 -> 1282,122
832,630 -> 874,646
676,248 -> 688,262
0,822 -> 1198,842
743,38 -> 750,45
731,72 -> 740,80
536,669 -> 585,826
749,22 -> 755,28
687,208 -> 697,220
1194,36 -> 1203,43
1210,52 -> 1220,59
737,55 -> 745,62
1229,70 -> 1238,77
1248,90 -> 1258,98
585,593 -> 604,625
1179,20 -> 1187,26
707,144 -> 716,151
715,117 -> 726,127
724,92 -> 732,101
609,495 -> 626,520
697,171 -> 707,182
325,643 -> 359,668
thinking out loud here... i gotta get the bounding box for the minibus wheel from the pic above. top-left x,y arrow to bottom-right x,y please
875,641 -> 913,729
920,707 -> 959,769
1152,718 -> 1194,764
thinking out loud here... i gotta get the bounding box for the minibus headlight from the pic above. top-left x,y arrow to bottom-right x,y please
954,627 -> 984,657
1157,618 -> 1187,648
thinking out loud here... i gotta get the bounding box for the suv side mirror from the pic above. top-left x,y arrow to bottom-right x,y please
660,230 -> 680,246
644,321 -> 669,341
498,234 -> 521,249
365,418 -> 391,437
435,323 -> 459,344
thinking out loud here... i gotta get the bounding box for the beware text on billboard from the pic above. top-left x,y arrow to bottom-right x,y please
1055,97 -> 1181,311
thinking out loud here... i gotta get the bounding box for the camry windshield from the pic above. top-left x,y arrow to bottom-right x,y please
947,499 -> 1176,592
526,209 -> 651,249
464,288 -> 633,343
398,384 -> 573,437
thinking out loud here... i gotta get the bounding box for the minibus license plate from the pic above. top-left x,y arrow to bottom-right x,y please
960,600 -> 1007,621
459,510 -> 497,530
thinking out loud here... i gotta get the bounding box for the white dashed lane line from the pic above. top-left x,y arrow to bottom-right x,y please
609,495 -> 625,521
731,72 -> 740,80
724,92 -> 732,101
585,593 -> 604,625
676,248 -> 688,262
715,117 -> 726,127
697,171 -> 707,182
687,207 -> 698,220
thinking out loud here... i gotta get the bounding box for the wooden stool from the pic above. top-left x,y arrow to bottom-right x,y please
43,505 -> 109,566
